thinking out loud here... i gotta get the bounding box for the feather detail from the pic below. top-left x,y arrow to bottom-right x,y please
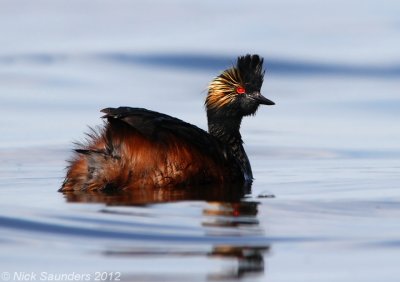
205,54 -> 264,111
206,67 -> 243,110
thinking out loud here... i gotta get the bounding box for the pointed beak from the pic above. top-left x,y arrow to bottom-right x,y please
253,92 -> 275,105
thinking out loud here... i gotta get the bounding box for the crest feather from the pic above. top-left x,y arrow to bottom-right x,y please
206,68 -> 242,110
205,54 -> 265,111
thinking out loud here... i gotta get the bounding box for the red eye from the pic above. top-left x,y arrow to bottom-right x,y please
236,87 -> 246,94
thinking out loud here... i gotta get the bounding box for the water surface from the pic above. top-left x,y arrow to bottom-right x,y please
1,1 -> 400,281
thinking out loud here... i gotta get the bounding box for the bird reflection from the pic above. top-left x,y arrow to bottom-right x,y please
60,183 -> 250,205
203,201 -> 267,279
203,201 -> 259,227
60,186 -> 269,280
209,246 -> 268,279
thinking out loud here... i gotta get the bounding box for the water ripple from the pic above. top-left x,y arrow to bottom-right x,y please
1,52 -> 399,78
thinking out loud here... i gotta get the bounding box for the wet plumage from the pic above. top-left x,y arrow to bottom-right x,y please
60,54 -> 274,192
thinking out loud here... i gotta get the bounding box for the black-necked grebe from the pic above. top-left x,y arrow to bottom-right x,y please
60,54 -> 274,192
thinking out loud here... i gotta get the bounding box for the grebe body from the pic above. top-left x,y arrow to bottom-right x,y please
60,54 -> 274,192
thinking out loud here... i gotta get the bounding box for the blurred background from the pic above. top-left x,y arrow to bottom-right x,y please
1,0 -> 399,153
0,1 -> 399,281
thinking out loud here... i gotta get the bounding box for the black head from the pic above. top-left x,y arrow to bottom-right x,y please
206,54 -> 274,117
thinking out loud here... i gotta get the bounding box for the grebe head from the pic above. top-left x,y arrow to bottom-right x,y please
206,54 -> 274,118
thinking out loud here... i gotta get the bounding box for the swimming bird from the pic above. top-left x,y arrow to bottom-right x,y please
60,54 -> 274,192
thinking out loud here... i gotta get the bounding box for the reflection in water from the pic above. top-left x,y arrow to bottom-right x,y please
204,201 -> 268,279
60,184 -> 251,205
203,202 -> 259,227
60,187 -> 269,280
209,246 -> 268,279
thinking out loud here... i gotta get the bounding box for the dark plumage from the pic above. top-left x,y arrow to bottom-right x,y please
60,54 -> 274,192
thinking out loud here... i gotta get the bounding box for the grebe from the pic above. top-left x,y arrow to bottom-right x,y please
60,54 -> 274,192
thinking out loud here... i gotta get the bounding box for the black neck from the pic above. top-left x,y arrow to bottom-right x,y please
207,111 -> 253,181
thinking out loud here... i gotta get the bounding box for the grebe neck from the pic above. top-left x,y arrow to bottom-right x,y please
207,112 -> 253,182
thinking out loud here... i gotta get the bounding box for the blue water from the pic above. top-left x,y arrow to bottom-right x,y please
1,1 -> 400,281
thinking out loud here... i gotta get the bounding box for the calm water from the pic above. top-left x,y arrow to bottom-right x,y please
1,1 -> 400,281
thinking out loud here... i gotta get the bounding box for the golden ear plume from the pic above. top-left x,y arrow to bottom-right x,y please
205,68 -> 243,110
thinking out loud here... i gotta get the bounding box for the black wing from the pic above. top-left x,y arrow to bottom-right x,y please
100,107 -> 229,161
